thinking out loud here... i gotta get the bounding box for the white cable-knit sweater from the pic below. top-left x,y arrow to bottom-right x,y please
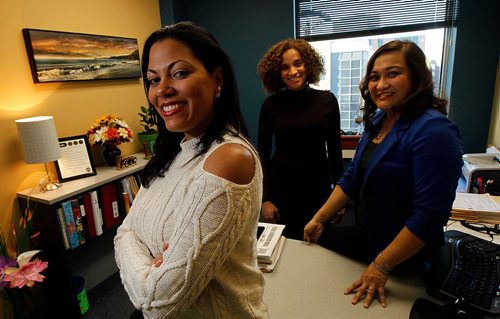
114,134 -> 269,318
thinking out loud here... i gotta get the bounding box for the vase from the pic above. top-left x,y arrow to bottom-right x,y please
103,144 -> 121,166
0,285 -> 47,319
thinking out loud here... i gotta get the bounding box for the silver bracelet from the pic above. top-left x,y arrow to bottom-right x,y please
372,260 -> 389,275
378,252 -> 393,272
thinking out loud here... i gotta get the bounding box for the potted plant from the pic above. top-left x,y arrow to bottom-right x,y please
137,105 -> 158,158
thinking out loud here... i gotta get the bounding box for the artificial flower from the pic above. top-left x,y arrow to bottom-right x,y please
1,209 -> 48,290
4,258 -> 48,288
87,115 -> 133,147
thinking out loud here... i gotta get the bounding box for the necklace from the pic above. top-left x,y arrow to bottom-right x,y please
375,121 -> 394,140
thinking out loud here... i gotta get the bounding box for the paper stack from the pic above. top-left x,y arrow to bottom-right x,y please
257,222 -> 286,272
451,192 -> 500,224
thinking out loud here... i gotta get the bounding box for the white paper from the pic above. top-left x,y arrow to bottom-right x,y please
452,193 -> 500,212
57,137 -> 94,179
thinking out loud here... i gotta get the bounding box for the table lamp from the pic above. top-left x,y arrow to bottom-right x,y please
15,116 -> 62,191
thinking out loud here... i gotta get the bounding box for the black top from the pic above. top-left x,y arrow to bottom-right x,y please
257,86 -> 344,239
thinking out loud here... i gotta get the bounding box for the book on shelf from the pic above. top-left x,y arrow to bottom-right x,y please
70,198 -> 86,245
451,192 -> 500,224
120,178 -> 134,205
61,200 -> 80,249
90,190 -> 103,236
115,179 -> 131,217
56,207 -> 70,250
82,192 -> 97,238
127,175 -> 140,201
76,195 -> 92,240
120,174 -> 141,206
257,222 -> 286,272
100,182 -> 120,229
122,192 -> 131,215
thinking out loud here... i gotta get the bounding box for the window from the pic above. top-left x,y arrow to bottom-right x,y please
295,0 -> 459,132
311,29 -> 445,132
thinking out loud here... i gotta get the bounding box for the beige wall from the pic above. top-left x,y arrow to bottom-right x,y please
0,0 -> 161,240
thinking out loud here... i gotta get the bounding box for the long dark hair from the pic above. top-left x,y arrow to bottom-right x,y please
140,21 -> 248,187
359,40 -> 447,132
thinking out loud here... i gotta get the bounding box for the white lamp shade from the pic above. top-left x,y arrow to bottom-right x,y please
15,116 -> 61,164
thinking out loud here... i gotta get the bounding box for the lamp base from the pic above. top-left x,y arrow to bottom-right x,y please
40,181 -> 62,192
39,162 -> 62,192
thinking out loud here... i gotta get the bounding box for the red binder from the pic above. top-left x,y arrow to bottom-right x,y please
100,182 -> 120,229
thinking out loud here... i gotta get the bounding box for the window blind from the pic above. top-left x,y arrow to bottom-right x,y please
296,0 -> 459,40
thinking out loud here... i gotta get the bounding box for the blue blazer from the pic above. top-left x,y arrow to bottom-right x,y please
338,109 -> 463,255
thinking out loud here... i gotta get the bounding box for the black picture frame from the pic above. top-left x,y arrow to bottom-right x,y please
55,135 -> 96,182
22,28 -> 141,83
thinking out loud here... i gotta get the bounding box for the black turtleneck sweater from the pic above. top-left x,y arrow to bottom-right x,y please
257,87 -> 343,239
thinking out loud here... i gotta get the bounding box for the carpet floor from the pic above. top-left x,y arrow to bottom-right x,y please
82,272 -> 135,319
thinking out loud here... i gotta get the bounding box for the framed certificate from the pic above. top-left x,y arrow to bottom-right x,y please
55,135 -> 96,182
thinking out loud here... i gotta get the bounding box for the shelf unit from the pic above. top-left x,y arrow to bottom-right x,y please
17,152 -> 148,205
15,152 -> 148,317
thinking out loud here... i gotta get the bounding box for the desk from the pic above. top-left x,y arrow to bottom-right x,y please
263,239 -> 428,319
263,200 -> 500,319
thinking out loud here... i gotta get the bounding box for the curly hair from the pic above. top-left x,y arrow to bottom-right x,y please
359,40 -> 447,132
257,39 -> 324,94
140,21 -> 248,187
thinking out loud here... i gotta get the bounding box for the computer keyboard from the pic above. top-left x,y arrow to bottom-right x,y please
432,230 -> 500,315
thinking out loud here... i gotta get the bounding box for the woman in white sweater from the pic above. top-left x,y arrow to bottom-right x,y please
114,22 -> 269,318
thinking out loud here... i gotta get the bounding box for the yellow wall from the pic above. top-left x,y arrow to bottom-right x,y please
0,0 -> 161,240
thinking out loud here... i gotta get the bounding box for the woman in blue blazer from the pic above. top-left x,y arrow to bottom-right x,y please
304,40 -> 463,308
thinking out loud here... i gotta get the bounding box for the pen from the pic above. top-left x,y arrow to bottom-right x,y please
475,177 -> 483,194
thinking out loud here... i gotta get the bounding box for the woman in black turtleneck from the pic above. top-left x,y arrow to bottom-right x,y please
256,39 -> 344,240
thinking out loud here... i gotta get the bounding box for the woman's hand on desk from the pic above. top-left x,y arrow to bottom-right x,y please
344,262 -> 388,308
303,219 -> 325,243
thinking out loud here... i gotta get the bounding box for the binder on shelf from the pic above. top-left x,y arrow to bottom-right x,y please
61,200 -> 80,249
56,207 -> 70,250
82,192 -> 97,238
90,190 -> 103,236
100,182 -> 120,229
70,198 -> 86,245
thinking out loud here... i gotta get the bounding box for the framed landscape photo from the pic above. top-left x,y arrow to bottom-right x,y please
55,135 -> 96,182
22,28 -> 141,83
